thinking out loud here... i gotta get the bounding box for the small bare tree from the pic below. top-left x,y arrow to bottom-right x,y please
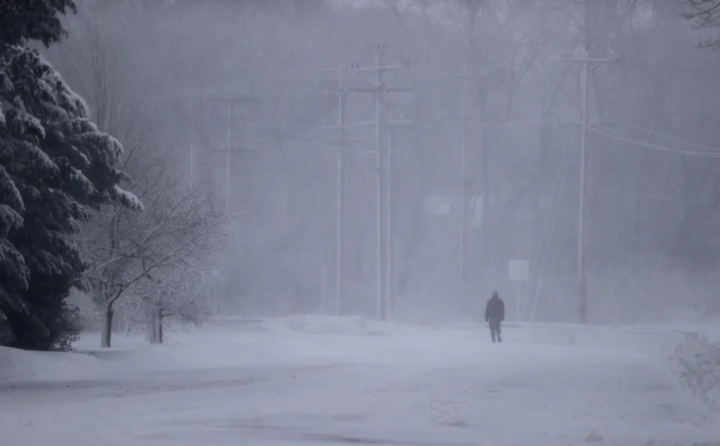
80,135 -> 229,348
134,267 -> 216,344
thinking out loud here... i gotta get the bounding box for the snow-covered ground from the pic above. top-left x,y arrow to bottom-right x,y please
644,318 -> 720,344
1,316 -> 719,445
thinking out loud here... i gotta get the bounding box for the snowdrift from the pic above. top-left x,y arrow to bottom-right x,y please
272,314 -> 395,336
0,346 -> 104,382
516,323 -> 720,410
207,315 -> 720,409
210,314 -> 396,336
2,313 -> 718,412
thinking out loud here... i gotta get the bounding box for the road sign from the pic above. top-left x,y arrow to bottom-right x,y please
508,259 -> 529,281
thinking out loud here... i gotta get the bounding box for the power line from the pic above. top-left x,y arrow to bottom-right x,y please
529,127 -> 573,321
590,126 -> 720,158
625,122 -> 720,153
565,55 -> 612,324
229,174 -> 374,196
592,185 -> 717,206
531,129 -> 573,323
618,60 -> 720,75
194,163 -> 334,173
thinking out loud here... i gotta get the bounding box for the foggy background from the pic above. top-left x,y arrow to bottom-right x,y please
47,0 -> 720,328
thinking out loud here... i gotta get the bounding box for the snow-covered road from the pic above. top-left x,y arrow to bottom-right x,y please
1,326 -> 719,446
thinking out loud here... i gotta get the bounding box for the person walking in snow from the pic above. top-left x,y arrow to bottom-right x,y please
484,290 -> 505,343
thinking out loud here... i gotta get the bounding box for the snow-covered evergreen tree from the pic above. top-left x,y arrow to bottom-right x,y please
0,0 -> 140,350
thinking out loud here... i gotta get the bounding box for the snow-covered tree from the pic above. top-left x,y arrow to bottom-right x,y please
79,143 -> 228,348
0,0 -> 77,48
0,1 -> 140,350
39,5 -> 229,348
131,268 -> 215,344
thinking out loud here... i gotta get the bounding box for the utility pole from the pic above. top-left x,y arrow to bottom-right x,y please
578,58 -> 589,325
190,141 -> 195,189
436,66 -> 574,314
205,95 -> 256,212
336,68 -> 345,317
374,45 -> 386,322
434,64 -> 477,310
384,113 -> 413,319
386,125 -> 393,318
318,63 -> 408,317
317,66 -> 353,316
460,64 -> 468,297
564,56 -> 611,323
321,265 -> 327,314
202,94 -> 257,314
226,100 -> 232,214
348,44 -> 410,321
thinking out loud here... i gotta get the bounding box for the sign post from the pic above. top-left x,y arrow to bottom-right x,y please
508,259 -> 529,322
321,266 -> 327,314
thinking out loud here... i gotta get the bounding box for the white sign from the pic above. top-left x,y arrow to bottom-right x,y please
508,259 -> 529,281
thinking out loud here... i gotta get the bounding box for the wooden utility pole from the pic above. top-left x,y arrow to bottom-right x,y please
437,65 -> 575,314
317,63 -> 408,318
204,95 -> 256,214
460,65 -> 468,296
336,68 -> 345,316
384,111 -> 413,319
374,45 -> 386,322
226,100 -> 231,214
355,111 -> 412,320
564,56 -> 610,323
317,66 -> 349,316
189,142 -> 195,189
321,265 -> 327,314
434,64 -> 476,308
347,44 -> 409,321
387,126 -> 394,318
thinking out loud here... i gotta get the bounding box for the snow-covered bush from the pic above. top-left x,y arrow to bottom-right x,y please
673,333 -> 720,410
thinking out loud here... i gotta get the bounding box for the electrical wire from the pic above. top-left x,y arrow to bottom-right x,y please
592,184 -> 716,206
529,126 -> 570,312
589,126 -> 720,158
228,173 -> 375,196
195,163 -> 323,173
625,122 -> 720,153
530,129 -> 573,322
618,60 -> 720,75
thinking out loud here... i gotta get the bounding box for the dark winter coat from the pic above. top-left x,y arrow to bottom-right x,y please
485,294 -> 505,322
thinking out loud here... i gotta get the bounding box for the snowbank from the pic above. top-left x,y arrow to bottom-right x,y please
0,346 -> 105,382
208,314 -> 396,336
66,318 -> 398,375
270,314 -> 395,336
517,323 -> 720,410
3,313 -> 718,411
640,319 -> 720,345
